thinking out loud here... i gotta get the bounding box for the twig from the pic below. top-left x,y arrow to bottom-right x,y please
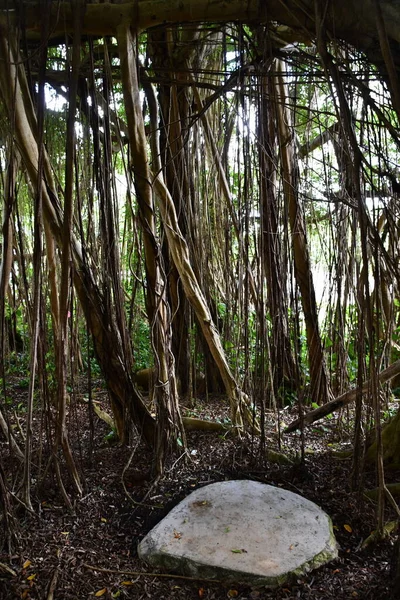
13,410 -> 26,443
47,567 -> 59,600
0,562 -> 17,577
9,491 -> 37,516
120,441 -> 161,509
384,486 -> 400,518
82,562 -> 221,583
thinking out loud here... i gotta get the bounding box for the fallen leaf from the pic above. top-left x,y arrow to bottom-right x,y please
23,560 -> 31,569
26,574 -> 36,581
198,587 -> 205,598
231,549 -> 245,554
122,581 -> 135,586
101,518 -> 107,523
192,500 -> 211,507
21,589 -> 29,599
94,588 -> 107,597
173,530 -> 182,539
344,524 -> 353,533
227,590 -> 238,598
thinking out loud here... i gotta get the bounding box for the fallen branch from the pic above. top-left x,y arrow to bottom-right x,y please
284,359 -> 400,434
93,404 -> 231,435
92,403 -> 115,429
181,417 -> 227,432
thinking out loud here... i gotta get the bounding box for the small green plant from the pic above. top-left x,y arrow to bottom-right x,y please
132,318 -> 152,371
18,377 -> 30,389
383,405 -> 398,421
104,429 -> 119,445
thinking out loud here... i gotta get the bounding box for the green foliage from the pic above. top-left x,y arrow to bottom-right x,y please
383,404 -> 399,421
132,317 -> 152,371
104,429 -> 119,445
81,350 -> 102,376
278,387 -> 298,408
5,351 -> 30,376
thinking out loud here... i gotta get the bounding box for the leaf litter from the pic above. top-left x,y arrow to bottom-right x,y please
0,380 -> 397,599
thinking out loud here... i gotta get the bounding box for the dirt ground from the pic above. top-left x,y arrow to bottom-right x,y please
0,381 -> 397,599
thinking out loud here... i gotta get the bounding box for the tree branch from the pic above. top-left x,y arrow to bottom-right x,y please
284,359 -> 400,434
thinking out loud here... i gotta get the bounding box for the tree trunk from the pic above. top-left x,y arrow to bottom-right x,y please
365,409 -> 400,469
117,25 -> 185,469
0,24 -> 156,447
257,62 -> 298,396
147,27 -> 194,396
275,61 -> 331,405
152,175 -> 258,432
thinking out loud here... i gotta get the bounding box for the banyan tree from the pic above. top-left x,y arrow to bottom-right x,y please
1,0 -> 400,531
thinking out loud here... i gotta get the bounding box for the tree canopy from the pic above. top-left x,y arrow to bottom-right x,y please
4,0 -> 400,69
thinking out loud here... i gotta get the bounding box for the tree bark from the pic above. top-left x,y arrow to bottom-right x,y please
152,176 -> 258,432
257,62 -> 298,395
147,28 -> 195,396
117,25 -> 185,469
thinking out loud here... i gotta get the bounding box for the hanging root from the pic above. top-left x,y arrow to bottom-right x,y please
238,390 -> 261,435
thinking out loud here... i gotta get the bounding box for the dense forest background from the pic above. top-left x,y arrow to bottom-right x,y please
1,1 -> 400,598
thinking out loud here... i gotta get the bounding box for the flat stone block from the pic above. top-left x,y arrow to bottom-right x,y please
138,480 -> 338,587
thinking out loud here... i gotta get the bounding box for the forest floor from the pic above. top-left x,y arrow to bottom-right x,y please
0,377 -> 398,599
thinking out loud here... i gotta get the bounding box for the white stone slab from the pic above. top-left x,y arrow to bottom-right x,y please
138,480 -> 338,587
